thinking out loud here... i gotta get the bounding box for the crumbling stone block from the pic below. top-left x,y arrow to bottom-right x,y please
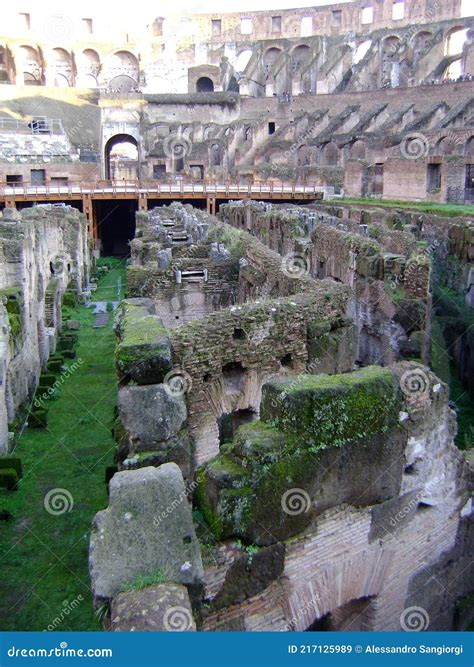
115,298 -> 172,384
111,583 -> 196,632
90,464 -> 204,600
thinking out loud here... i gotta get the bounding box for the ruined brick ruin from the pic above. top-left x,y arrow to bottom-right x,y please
0,0 -> 472,636
84,202 -> 472,632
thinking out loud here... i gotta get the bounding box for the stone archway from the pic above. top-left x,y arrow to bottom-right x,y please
104,134 -> 139,181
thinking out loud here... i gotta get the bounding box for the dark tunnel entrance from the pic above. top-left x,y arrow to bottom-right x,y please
95,200 -> 137,257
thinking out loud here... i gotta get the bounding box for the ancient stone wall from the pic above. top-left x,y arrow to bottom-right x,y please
114,204 -> 355,472
197,363 -> 471,631
0,205 -> 90,452
220,200 -> 432,365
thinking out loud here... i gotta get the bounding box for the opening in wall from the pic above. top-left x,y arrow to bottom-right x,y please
268,121 -> 276,135
427,163 -> 441,192
332,10 -> 342,27
271,16 -> 282,33
218,408 -> 257,445
240,18 -> 252,34
6,175 -> 23,185
361,6 -> 374,24
392,1 -> 405,20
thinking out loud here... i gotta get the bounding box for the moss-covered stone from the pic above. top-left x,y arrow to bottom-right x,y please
196,366 -> 403,545
28,407 -> 48,429
261,366 -> 399,451
0,468 -> 19,490
39,373 -> 56,388
0,457 -> 22,478
0,287 -> 23,344
115,300 -> 172,384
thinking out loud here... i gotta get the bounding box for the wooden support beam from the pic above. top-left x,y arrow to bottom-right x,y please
206,197 -> 216,216
138,194 -> 148,211
82,195 -> 97,241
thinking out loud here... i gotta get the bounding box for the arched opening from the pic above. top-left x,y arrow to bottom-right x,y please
196,76 -> 214,92
51,48 -> 73,87
446,27 -> 468,56
350,140 -> 366,160
291,44 -> 311,72
263,47 -> 282,80
412,31 -> 433,54
465,136 -> 474,157
107,51 -> 139,90
0,47 -> 11,83
306,597 -> 376,631
218,408 -> 257,445
320,142 -> 339,166
434,136 -> 459,156
105,134 -> 139,181
19,45 -> 42,85
381,36 -> 401,87
210,143 -> 221,167
108,75 -> 137,92
297,144 -> 312,166
77,49 -> 100,87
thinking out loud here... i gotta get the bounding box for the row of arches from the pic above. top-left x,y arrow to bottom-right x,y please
271,133 -> 474,168
0,45 -> 140,89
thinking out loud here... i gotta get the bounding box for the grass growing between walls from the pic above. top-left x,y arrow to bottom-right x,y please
336,198 -> 474,218
0,260 -> 126,631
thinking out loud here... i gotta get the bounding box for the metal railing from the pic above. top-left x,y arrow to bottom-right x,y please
0,179 -> 323,198
0,116 -> 65,135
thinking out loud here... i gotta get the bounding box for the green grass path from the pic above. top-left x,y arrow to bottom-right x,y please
0,262 -> 125,631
